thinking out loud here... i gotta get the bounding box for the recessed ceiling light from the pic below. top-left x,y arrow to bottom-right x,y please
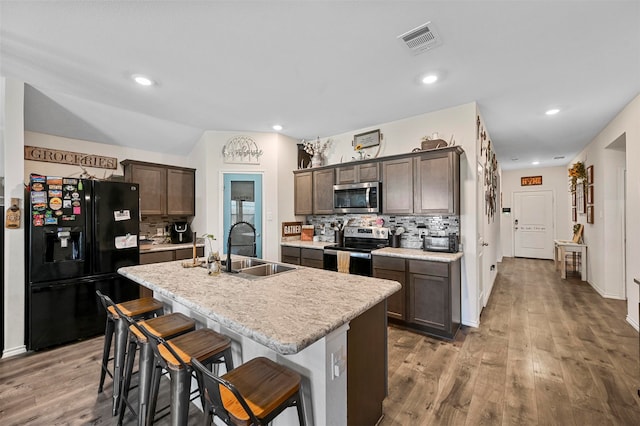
422,74 -> 438,84
272,124 -> 283,131
545,108 -> 560,115
532,161 -> 540,165
132,74 -> 155,86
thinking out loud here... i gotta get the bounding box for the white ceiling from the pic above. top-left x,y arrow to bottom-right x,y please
1,1 -> 638,170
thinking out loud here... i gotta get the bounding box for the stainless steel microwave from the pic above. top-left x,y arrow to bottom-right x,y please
333,182 -> 381,213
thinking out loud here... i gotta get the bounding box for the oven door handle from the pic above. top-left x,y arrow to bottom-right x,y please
324,249 -> 371,260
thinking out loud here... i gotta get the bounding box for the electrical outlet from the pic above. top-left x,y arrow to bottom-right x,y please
157,228 -> 164,236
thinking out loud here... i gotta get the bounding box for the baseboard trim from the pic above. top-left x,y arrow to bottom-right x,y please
2,345 -> 27,359
626,315 -> 639,332
462,319 -> 480,328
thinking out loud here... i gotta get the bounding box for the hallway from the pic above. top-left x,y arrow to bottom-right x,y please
382,257 -> 640,425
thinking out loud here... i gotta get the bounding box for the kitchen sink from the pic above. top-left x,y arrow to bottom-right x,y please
238,263 -> 297,277
220,258 -> 267,271
220,258 -> 296,279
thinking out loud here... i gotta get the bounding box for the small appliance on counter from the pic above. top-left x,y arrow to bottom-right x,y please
170,221 -> 192,244
423,234 -> 458,253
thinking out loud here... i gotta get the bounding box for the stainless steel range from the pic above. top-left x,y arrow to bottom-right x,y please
323,226 -> 389,276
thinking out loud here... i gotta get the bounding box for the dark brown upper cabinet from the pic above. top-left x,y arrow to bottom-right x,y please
121,160 -> 195,217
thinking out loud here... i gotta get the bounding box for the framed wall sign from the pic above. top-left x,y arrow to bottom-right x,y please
353,129 -> 381,149
587,205 -> 594,224
587,184 -> 594,205
572,191 -> 576,207
520,175 -> 542,186
572,207 -> 577,222
587,165 -> 594,184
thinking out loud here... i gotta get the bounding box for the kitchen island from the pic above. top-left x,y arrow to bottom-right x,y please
118,258 -> 401,426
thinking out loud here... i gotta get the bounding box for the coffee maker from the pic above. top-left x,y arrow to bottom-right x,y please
170,222 -> 192,244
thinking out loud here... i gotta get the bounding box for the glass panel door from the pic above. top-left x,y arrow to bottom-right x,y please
223,173 -> 262,258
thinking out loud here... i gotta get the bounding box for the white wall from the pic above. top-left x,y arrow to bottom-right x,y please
23,131 -> 192,180
322,102 -> 489,327
189,131 -> 299,263
569,94 -> 639,329
500,166 -> 571,257
2,78 -> 26,358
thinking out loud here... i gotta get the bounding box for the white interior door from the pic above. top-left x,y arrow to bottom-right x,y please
513,190 -> 554,259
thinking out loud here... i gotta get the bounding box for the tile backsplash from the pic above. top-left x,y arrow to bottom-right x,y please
305,214 -> 459,249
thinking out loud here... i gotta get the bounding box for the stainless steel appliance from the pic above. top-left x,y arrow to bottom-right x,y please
423,234 -> 458,253
170,221 -> 192,243
333,182 -> 381,214
26,175 -> 140,350
323,226 -> 389,276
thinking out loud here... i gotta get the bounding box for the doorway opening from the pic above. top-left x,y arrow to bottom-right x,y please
223,173 -> 263,258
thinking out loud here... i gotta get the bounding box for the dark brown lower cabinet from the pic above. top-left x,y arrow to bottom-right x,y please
281,246 -> 301,265
374,255 -> 461,340
408,258 -> 461,339
372,256 -> 406,320
281,246 -> 324,269
300,247 -> 323,269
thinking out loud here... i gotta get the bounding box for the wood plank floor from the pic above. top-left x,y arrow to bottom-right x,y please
381,257 -> 640,426
1,257 -> 638,425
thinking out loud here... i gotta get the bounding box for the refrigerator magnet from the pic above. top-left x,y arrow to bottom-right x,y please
49,197 -> 62,210
63,200 -> 72,209
31,191 -> 47,204
33,216 -> 44,226
115,234 -> 137,249
44,217 -> 58,225
32,203 -> 46,211
47,177 -> 62,185
63,178 -> 78,185
114,210 -> 131,221
31,174 -> 46,183
71,192 -> 80,200
48,190 -> 62,198
62,215 -> 76,221
73,206 -> 81,215
31,182 -> 44,191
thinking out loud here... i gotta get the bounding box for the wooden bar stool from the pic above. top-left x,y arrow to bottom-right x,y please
191,356 -> 306,426
128,319 -> 234,425
117,312 -> 196,426
96,290 -> 164,416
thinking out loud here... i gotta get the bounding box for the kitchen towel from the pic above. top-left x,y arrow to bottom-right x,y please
337,251 -> 350,274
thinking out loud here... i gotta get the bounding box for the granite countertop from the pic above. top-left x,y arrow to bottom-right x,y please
118,258 -> 401,355
372,247 -> 464,262
280,240 -> 335,249
140,242 -> 204,252
280,241 -> 463,262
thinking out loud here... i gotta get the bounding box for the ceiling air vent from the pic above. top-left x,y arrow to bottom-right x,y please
398,21 -> 441,55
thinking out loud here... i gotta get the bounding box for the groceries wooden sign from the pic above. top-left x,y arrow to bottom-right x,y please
24,146 -> 118,170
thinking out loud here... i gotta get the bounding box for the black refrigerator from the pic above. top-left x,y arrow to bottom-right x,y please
26,175 -> 140,350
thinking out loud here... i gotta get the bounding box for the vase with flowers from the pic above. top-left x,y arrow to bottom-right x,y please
302,137 -> 331,167
568,161 -> 587,192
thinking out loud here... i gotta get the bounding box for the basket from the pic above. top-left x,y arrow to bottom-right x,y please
421,139 -> 448,150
